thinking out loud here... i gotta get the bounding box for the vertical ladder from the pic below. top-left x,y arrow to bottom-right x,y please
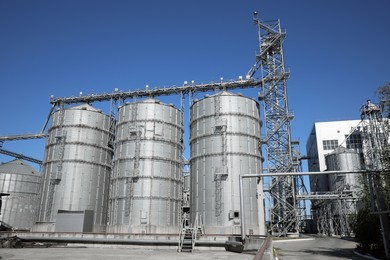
213,95 -> 228,219
46,106 -> 66,220
125,105 -> 141,219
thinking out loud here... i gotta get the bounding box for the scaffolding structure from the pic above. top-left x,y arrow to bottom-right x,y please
250,14 -> 299,236
360,100 -> 390,258
310,190 -> 358,236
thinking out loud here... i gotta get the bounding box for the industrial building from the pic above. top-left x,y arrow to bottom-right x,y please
306,120 -> 363,235
5,12 -> 388,257
0,15 -> 294,252
306,120 -> 362,192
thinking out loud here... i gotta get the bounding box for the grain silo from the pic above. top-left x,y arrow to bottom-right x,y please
108,98 -> 183,234
325,147 -> 361,236
0,159 -> 41,230
37,104 -> 114,232
325,147 -> 361,192
190,91 -> 265,235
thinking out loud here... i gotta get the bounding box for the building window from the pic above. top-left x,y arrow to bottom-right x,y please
323,140 -> 338,150
346,133 -> 362,150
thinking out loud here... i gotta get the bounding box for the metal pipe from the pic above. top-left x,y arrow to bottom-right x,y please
240,170 -> 381,178
41,104 -> 56,133
20,236 -> 178,245
239,175 -> 245,241
18,236 -> 227,247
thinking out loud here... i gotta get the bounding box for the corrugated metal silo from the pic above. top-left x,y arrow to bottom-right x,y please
190,91 -> 265,235
325,147 -> 361,192
0,159 -> 41,230
37,104 -> 114,232
108,98 -> 183,234
325,147 -> 360,236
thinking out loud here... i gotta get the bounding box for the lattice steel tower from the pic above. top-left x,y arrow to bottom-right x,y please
247,13 -> 298,236
360,100 -> 390,258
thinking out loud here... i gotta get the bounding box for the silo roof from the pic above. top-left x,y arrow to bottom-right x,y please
69,103 -> 102,112
212,91 -> 236,97
0,159 -> 40,175
329,146 -> 356,155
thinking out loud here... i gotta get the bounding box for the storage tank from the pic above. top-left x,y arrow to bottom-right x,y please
325,147 -> 361,192
190,91 -> 265,235
0,159 -> 41,230
37,104 -> 114,232
325,147 -> 360,236
108,98 -> 183,234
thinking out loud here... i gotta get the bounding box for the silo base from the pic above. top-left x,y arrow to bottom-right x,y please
32,223 -> 56,232
32,222 -> 106,233
203,226 -> 260,236
106,225 -> 180,235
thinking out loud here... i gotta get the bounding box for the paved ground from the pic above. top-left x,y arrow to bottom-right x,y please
273,236 -> 366,260
0,247 -> 255,260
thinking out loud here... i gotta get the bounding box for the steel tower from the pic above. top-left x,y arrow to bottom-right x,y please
360,100 -> 390,258
248,13 -> 298,236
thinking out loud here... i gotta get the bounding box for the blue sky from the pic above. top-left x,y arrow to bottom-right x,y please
0,0 -> 389,172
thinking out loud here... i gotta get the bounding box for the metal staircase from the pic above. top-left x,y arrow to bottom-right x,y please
178,227 -> 195,252
178,213 -> 204,253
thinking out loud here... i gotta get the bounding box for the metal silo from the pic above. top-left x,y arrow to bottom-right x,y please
108,98 -> 183,234
325,147 -> 360,236
325,147 -> 361,192
37,104 -> 114,232
0,159 -> 41,230
190,91 -> 265,235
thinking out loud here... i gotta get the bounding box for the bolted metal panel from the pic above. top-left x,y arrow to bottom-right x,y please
0,159 -> 41,229
190,91 -> 264,235
324,147 -> 361,236
325,147 -> 361,192
108,98 -> 183,234
38,104 -> 114,232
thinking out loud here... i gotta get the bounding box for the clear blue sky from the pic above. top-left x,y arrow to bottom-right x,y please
1,0 -> 389,171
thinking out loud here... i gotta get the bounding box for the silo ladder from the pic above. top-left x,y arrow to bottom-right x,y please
178,227 -> 195,253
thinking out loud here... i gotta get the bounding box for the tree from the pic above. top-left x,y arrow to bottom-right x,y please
354,208 -> 383,251
376,82 -> 390,118
381,146 -> 390,208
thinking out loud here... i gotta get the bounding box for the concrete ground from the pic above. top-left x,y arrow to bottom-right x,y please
0,247 -> 256,260
273,235 -> 366,260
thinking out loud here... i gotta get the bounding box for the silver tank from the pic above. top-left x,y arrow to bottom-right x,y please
0,159 -> 41,230
108,99 -> 183,234
190,91 -> 265,235
38,104 -> 113,232
325,147 -> 360,236
325,147 -> 361,192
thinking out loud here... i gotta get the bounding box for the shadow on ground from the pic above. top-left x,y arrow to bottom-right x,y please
301,247 -> 358,258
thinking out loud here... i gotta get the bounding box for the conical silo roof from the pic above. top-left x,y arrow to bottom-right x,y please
0,159 -> 39,175
69,103 -> 102,113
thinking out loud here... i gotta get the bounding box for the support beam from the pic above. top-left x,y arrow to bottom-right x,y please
0,148 -> 43,165
50,79 -> 263,105
0,133 -> 48,142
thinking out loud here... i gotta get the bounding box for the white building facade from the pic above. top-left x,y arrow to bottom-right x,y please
306,120 -> 362,193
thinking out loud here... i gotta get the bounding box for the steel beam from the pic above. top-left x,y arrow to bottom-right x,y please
0,148 -> 43,165
50,79 -> 263,105
0,133 -> 48,142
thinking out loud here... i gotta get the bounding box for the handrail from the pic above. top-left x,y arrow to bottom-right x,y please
177,218 -> 186,252
192,227 -> 196,251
